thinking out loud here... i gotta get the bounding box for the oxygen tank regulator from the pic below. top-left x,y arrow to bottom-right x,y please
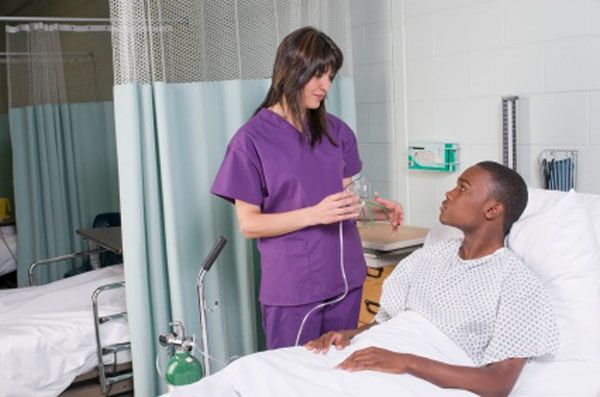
159,322 -> 203,386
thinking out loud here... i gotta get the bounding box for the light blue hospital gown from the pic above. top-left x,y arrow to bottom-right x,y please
375,238 -> 559,366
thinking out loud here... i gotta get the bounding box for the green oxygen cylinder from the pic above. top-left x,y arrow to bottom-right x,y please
159,321 -> 203,387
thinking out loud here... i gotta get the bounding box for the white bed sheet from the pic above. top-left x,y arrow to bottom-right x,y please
511,359 -> 600,397
0,265 -> 129,397
167,311 -> 600,397
169,311 -> 478,397
0,225 -> 16,277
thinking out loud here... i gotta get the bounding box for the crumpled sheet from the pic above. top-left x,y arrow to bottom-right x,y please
168,311 -> 477,397
0,265 -> 129,397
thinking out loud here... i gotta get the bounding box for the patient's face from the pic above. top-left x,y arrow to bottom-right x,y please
439,166 -> 493,231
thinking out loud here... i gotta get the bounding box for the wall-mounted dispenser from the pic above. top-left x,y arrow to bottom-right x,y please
408,142 -> 460,172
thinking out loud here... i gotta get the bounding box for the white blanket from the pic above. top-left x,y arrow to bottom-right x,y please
166,311 -> 600,397
511,359 -> 600,396
170,311 -> 477,397
0,265 -> 129,397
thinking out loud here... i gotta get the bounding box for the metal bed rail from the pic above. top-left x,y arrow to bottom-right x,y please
92,281 -> 133,395
27,247 -> 108,286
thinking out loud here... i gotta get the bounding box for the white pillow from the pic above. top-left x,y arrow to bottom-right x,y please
508,190 -> 600,361
520,188 -> 565,221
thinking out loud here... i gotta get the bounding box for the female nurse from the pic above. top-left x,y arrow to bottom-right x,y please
211,26 -> 402,349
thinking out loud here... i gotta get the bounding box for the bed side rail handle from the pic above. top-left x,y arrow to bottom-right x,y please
92,281 -> 126,301
91,281 -> 129,395
105,371 -> 134,387
102,341 -> 131,355
28,247 -> 107,286
364,299 -> 381,315
99,312 -> 127,324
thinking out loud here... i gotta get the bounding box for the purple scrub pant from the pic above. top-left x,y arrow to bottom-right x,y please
260,286 -> 363,349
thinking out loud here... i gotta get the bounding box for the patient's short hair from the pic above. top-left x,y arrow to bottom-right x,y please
476,161 -> 528,235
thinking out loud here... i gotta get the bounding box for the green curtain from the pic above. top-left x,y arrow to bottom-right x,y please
113,77 -> 356,395
9,102 -> 119,285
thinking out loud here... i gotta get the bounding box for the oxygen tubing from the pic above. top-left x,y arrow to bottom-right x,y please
294,220 -> 348,346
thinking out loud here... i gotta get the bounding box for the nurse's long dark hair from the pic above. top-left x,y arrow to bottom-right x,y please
255,26 -> 343,146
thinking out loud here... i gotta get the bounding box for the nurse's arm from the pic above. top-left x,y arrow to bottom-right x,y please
235,193 -> 361,239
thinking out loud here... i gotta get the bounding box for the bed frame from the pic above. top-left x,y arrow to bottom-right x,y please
28,226 -> 133,395
61,363 -> 133,396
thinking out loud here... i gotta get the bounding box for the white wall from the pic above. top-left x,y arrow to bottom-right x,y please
350,0 -> 400,200
398,0 -> 600,227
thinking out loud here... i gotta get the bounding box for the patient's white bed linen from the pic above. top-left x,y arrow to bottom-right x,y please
511,359 -> 600,396
170,311 -> 477,397
168,311 -> 600,397
0,265 -> 129,397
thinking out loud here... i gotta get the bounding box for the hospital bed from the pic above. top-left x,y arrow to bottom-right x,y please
165,188 -> 600,396
0,226 -> 132,397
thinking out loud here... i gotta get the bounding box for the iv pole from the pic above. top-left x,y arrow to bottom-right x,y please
196,236 -> 228,376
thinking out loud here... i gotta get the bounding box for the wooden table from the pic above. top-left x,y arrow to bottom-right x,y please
358,222 -> 429,253
356,222 -> 429,326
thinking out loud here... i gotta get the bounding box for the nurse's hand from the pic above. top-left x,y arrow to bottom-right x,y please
310,191 -> 362,225
305,329 -> 358,354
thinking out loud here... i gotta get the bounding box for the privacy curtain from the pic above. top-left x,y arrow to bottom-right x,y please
108,1 -> 357,394
6,23 -> 119,286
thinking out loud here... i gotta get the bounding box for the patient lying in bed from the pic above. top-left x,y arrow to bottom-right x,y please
171,162 -> 559,397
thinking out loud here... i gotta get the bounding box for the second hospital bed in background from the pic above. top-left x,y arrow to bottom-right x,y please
0,265 -> 131,396
0,225 -> 132,397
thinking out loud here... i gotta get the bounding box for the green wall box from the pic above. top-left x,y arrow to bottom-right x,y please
408,142 -> 460,172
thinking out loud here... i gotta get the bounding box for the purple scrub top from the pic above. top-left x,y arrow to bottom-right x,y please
211,108 -> 367,306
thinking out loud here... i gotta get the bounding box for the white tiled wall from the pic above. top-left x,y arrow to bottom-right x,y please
350,0 -> 396,199
592,0 -> 600,34
503,0 -> 588,44
397,0 -> 600,227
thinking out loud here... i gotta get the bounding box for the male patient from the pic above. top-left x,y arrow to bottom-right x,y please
306,161 -> 559,397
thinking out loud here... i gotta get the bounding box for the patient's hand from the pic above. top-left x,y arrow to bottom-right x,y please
336,347 -> 410,374
372,196 -> 403,234
304,329 -> 357,354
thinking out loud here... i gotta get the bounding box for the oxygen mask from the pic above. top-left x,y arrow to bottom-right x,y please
344,176 -> 386,225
